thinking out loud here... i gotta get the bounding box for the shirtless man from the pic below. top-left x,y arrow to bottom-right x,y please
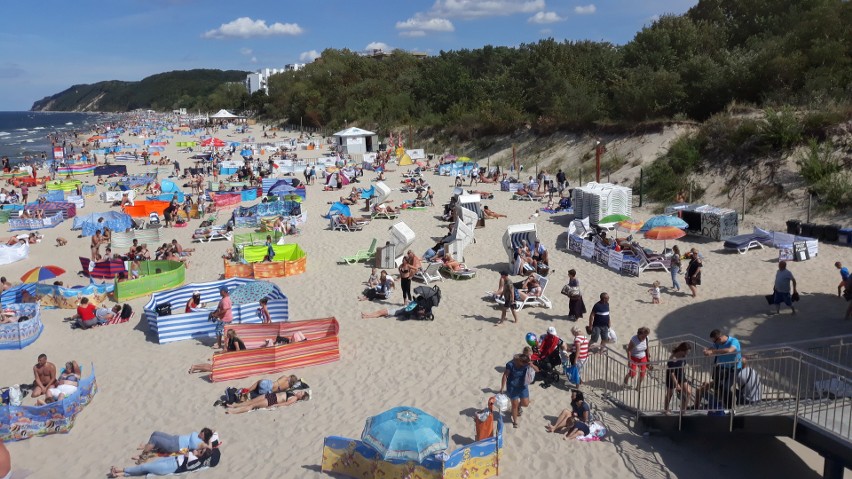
91,230 -> 105,261
0,277 -> 11,291
32,353 -> 57,398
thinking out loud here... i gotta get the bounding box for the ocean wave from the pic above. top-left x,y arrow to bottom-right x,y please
33,127 -> 44,130
0,132 -> 9,137
16,128 -> 27,131
65,122 -> 73,125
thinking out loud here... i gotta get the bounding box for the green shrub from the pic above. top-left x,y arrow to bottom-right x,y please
796,139 -> 852,210
760,107 -> 803,151
638,134 -> 704,201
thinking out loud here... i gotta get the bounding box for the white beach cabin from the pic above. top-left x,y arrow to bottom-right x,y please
333,127 -> 378,155
374,181 -> 392,205
446,216 -> 475,262
504,223 -> 538,274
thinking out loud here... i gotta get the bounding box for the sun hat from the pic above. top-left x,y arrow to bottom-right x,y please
547,326 -> 557,336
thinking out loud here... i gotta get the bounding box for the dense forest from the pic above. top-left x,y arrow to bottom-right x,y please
30,69 -> 249,112
261,0 -> 851,137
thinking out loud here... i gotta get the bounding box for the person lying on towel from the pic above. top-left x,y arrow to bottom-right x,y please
225,388 -> 310,414
109,447 -> 220,477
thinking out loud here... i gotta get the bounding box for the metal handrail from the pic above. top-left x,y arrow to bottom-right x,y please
582,340 -> 852,443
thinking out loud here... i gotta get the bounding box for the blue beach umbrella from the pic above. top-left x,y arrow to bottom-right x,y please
240,148 -> 253,157
327,202 -> 351,218
361,406 -> 449,462
639,215 -> 688,232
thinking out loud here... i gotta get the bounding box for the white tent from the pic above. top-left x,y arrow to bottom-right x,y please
210,109 -> 242,119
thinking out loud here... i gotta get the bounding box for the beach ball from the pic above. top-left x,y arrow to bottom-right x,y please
525,333 -> 537,348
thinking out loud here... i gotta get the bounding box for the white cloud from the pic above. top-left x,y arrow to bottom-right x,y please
299,50 -> 320,62
240,47 -> 253,56
250,56 -> 258,63
574,4 -> 596,15
366,42 -> 392,52
400,30 -> 427,38
539,28 -> 552,35
528,11 -> 564,24
432,0 -> 545,19
395,16 -> 455,32
202,17 -> 303,39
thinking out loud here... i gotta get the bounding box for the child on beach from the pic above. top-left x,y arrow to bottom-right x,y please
649,281 -> 661,304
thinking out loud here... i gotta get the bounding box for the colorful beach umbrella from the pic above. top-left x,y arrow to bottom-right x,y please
599,214 -> 631,225
644,226 -> 687,241
361,406 -> 449,462
639,215 -> 688,232
644,226 -> 686,249
20,265 -> 66,283
616,219 -> 644,234
229,281 -> 276,305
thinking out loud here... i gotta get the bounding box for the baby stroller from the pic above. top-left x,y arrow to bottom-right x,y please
533,341 -> 564,389
400,285 -> 442,321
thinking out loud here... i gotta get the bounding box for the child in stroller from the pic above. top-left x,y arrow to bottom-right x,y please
361,286 -> 442,321
531,327 -> 563,388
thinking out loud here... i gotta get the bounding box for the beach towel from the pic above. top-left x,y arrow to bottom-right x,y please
576,421 -> 607,441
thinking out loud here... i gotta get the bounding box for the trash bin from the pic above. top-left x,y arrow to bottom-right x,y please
810,224 -> 824,240
800,223 -> 815,237
840,228 -> 852,245
474,398 -> 496,441
823,224 -> 840,242
786,220 -> 801,235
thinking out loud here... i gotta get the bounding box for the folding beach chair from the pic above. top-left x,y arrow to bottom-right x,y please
414,262 -> 444,285
339,238 -> 378,264
442,264 -> 477,280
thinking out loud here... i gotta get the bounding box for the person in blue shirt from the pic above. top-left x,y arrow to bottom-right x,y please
499,353 -> 538,429
836,262 -> 850,297
702,329 -> 742,409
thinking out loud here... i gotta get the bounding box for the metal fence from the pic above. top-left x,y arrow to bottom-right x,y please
580,336 -> 852,442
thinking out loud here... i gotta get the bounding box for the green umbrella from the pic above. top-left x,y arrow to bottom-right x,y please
599,214 -> 631,224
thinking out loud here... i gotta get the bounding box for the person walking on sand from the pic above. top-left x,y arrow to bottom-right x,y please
670,245 -> 682,293
685,248 -> 702,298
499,353 -> 537,429
497,271 -> 518,325
587,293 -> 612,352
836,262 -> 850,297
772,261 -> 798,315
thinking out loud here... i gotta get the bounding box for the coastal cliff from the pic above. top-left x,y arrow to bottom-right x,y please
30,69 -> 248,112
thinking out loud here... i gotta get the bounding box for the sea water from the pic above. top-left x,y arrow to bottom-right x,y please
0,111 -> 107,163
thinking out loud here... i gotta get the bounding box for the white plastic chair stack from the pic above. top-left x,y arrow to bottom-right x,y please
571,182 -> 632,225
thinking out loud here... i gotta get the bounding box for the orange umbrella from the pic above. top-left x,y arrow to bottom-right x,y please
87,135 -> 105,141
644,226 -> 686,249
644,226 -> 686,241
616,219 -> 644,234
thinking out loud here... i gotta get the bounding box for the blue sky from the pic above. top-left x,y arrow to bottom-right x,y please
0,0 -> 698,111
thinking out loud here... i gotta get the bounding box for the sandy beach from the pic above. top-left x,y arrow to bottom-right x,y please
1,120 -> 850,479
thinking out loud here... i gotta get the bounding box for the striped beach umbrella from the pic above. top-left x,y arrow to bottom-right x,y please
21,265 -> 66,283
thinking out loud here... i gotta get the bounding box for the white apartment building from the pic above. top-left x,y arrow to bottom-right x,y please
245,64 -> 306,95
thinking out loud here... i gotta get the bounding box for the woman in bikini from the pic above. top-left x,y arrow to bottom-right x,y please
225,388 -> 310,414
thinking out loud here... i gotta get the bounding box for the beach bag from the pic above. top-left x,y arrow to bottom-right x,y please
566,365 -> 581,385
493,394 -> 510,412
524,365 -> 535,385
155,302 -> 171,317
607,328 -> 618,343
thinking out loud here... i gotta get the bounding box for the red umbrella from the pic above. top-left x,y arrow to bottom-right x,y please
201,137 -> 226,148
